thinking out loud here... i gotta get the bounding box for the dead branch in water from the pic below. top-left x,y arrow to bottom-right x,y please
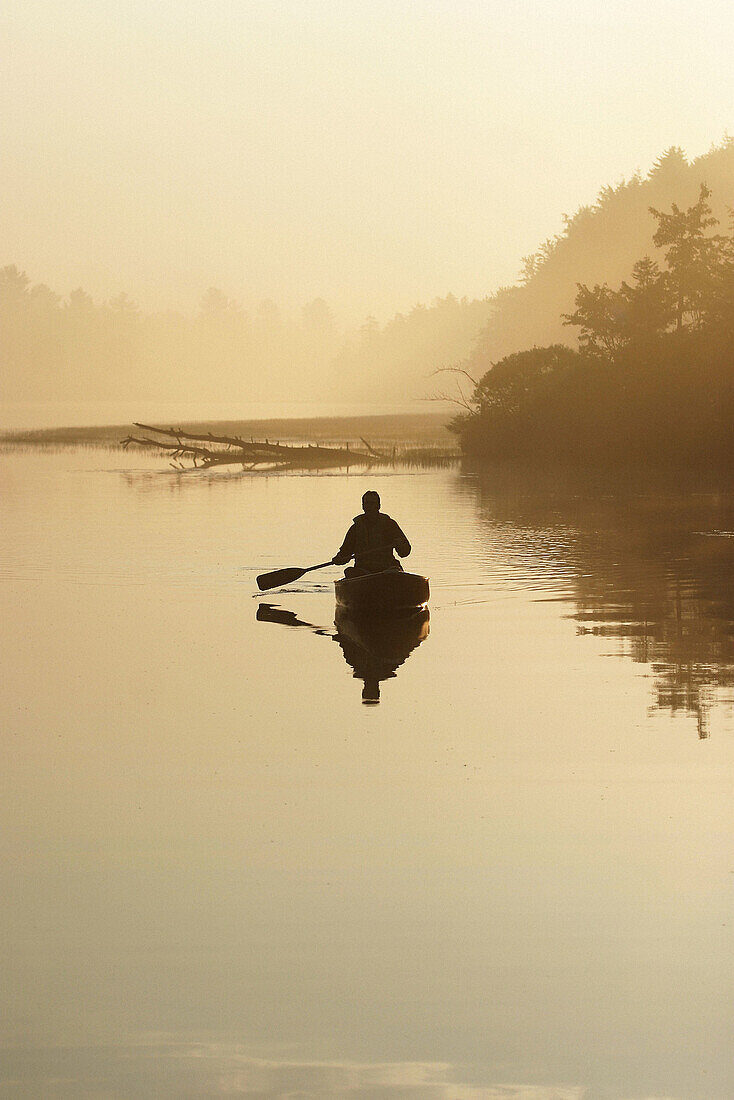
359,436 -> 386,457
120,422 -> 375,470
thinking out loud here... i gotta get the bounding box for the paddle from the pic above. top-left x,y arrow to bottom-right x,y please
256,560 -> 334,592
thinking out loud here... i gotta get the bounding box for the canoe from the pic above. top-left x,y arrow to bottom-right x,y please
334,570 -> 429,615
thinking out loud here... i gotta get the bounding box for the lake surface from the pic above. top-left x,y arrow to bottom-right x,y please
1,447 -> 733,1099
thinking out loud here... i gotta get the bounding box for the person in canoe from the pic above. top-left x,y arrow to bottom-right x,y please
332,491 -> 411,577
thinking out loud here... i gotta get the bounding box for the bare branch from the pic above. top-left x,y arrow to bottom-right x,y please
429,366 -> 479,387
426,365 -> 478,412
359,437 -> 386,457
425,390 -> 475,413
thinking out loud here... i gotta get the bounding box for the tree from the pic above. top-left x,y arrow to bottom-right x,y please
28,283 -> 61,313
301,297 -> 333,334
649,183 -> 721,329
108,292 -> 138,315
359,315 -> 379,344
562,283 -> 627,358
66,287 -> 95,314
647,145 -> 689,180
702,208 -> 734,337
617,257 -> 673,341
472,345 -> 580,416
200,287 -> 241,317
0,265 -> 31,307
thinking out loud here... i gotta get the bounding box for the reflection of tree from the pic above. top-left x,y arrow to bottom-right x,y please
473,466 -> 734,736
574,566 -> 734,739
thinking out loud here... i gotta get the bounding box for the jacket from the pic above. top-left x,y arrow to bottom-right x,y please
333,512 -> 411,572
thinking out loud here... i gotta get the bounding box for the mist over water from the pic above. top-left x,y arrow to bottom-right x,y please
1,447 -> 732,1098
4,2 -> 734,1095
0,400 -> 439,433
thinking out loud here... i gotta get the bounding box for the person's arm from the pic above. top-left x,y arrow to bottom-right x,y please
332,524 -> 356,565
390,519 -> 411,558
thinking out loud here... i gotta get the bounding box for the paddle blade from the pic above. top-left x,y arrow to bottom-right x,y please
256,565 -> 306,591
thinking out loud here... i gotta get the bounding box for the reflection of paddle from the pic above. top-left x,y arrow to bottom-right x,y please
256,560 -> 333,592
256,603 -> 314,627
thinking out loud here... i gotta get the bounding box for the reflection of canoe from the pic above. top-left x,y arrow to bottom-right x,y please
334,570 -> 429,615
335,607 -> 430,703
255,598 -> 429,705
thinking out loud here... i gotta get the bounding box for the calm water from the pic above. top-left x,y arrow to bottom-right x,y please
1,448 -> 733,1099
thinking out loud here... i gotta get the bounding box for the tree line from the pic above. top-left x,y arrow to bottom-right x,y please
0,272 -> 342,403
0,265 -> 491,406
453,180 -> 734,465
4,140 -> 734,417
467,140 -> 734,369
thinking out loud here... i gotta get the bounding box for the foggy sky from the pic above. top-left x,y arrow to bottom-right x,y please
2,0 -> 733,321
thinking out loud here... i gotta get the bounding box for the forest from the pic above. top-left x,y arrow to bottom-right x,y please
452,150 -> 734,464
0,277 -> 344,404
0,266 -> 491,405
3,141 -> 734,423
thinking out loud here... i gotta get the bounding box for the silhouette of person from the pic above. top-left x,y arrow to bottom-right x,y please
332,491 -> 411,577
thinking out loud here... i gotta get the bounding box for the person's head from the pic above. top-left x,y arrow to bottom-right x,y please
362,678 -> 380,704
362,490 -> 381,515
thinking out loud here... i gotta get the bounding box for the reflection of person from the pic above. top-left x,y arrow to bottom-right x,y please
335,606 -> 430,705
333,491 -> 411,577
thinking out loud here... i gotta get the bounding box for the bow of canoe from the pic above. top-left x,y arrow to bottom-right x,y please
334,570 -> 429,615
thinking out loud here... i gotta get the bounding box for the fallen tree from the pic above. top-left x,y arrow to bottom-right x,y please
120,422 -> 378,470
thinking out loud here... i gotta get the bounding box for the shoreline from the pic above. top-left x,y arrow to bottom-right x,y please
1,411 -> 457,452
